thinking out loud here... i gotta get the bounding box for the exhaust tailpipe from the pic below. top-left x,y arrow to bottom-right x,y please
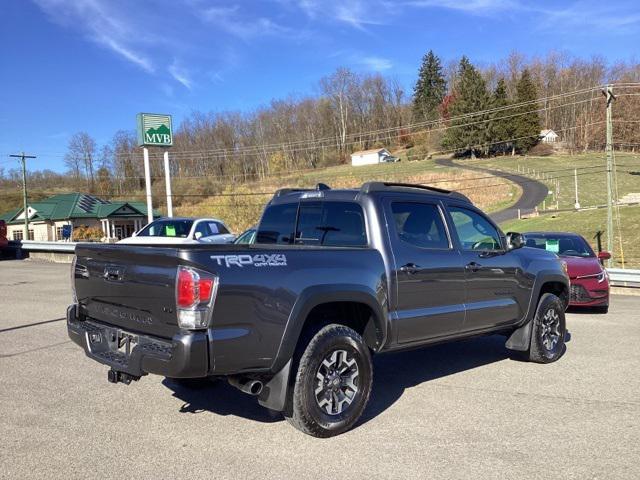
228,377 -> 263,396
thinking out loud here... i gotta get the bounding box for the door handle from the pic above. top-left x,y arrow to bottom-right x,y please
400,263 -> 420,274
465,261 -> 482,272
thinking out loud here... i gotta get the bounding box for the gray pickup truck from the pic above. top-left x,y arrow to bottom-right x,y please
67,182 -> 569,437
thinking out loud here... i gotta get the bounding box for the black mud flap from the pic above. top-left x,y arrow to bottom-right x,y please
505,319 -> 533,352
258,359 -> 292,412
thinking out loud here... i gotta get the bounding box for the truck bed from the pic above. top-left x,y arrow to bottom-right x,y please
73,242 -> 386,374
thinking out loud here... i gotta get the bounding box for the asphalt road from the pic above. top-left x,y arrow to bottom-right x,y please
435,158 -> 549,223
1,260 -> 639,480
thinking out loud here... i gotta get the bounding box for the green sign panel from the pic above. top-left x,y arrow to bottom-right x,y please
546,239 -> 560,253
137,113 -> 173,147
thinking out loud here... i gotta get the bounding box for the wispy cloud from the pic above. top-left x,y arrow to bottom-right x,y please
169,60 -> 193,90
535,2 -> 640,33
99,36 -> 154,72
404,0 -> 640,32
401,0 -> 517,15
359,56 -> 393,71
294,0 -> 386,30
201,5 -> 291,40
33,0 -> 155,72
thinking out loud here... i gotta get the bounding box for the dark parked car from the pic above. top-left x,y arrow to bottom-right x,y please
523,232 -> 610,313
67,182 -> 569,437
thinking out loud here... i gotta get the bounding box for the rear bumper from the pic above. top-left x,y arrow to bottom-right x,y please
66,305 -> 209,378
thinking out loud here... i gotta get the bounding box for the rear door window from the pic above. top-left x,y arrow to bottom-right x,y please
193,221 -> 211,239
391,202 -> 450,249
138,219 -> 193,238
211,222 -> 230,235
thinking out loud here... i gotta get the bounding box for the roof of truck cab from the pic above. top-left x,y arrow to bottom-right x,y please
269,182 -> 471,205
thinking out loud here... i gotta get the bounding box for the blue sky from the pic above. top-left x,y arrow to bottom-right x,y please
1,0 -> 639,173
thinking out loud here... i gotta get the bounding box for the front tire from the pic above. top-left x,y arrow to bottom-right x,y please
528,293 -> 566,363
285,324 -> 373,438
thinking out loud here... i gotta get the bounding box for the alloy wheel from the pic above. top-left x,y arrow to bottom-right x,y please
541,308 -> 561,350
314,349 -> 359,415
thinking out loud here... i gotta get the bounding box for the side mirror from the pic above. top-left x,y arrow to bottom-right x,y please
506,232 -> 524,250
194,231 -> 203,240
598,251 -> 611,260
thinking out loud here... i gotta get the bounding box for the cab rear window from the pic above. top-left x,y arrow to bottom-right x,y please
296,201 -> 367,247
256,204 -> 298,244
256,201 -> 367,247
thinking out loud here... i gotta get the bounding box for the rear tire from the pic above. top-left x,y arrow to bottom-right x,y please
528,293 -> 566,364
285,324 -> 373,438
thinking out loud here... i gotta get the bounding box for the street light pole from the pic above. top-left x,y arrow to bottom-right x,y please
603,85 -> 616,267
9,152 -> 36,240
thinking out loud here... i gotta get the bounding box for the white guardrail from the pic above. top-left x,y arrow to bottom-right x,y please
14,240 -> 77,253
9,241 -> 640,287
608,268 -> 640,288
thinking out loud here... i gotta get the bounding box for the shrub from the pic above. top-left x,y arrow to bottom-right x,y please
528,142 -> 554,157
73,226 -> 103,241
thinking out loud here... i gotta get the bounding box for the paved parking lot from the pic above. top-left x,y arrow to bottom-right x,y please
1,259 -> 639,479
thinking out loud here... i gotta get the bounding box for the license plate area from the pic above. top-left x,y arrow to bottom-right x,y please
114,331 -> 139,357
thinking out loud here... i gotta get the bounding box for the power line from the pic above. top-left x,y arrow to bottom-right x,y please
19,165 -> 609,200
23,86 -> 614,163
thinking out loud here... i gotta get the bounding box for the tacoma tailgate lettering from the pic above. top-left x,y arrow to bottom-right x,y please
211,254 -> 287,268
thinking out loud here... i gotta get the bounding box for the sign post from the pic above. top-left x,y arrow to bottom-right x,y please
142,147 -> 153,224
136,113 -> 173,222
163,151 -> 173,217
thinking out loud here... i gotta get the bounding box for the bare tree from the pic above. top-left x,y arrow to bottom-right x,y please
65,132 -> 97,191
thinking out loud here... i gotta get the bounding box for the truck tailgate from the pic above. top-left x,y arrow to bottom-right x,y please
74,244 -> 182,339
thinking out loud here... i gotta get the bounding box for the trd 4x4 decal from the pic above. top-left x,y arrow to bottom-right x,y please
210,254 -> 287,268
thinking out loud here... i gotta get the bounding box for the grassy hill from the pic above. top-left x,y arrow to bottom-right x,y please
470,152 -> 640,211
473,153 -> 640,268
175,157 -> 519,232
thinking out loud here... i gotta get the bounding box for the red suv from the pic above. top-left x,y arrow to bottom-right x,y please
523,232 -> 610,313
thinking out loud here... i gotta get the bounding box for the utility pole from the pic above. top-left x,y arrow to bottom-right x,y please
574,168 -> 580,209
603,85 -> 616,267
9,152 -> 36,240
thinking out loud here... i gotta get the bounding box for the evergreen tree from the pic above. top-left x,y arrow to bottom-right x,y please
442,56 -> 490,157
513,69 -> 541,153
489,78 -> 514,155
412,50 -> 447,122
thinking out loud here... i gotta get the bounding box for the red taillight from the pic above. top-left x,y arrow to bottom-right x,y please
199,278 -> 214,303
177,268 -> 197,307
176,266 -> 217,310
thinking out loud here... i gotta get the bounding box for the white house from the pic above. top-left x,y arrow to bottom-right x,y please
350,148 -> 393,166
540,129 -> 559,143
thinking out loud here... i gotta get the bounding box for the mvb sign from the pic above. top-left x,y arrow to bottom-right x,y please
137,113 -> 173,147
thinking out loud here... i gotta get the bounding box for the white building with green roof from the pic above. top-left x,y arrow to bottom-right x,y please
0,193 -> 159,241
